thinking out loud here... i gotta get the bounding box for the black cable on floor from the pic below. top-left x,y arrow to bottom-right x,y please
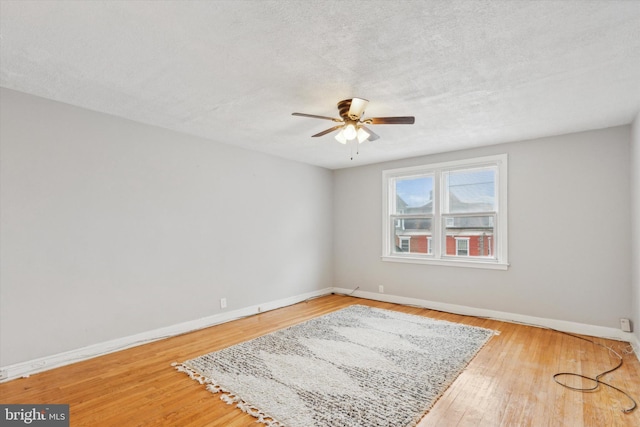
393,306 -> 639,414
552,330 -> 637,413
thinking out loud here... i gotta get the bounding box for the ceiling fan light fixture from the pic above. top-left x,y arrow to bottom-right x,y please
343,123 -> 357,140
334,129 -> 348,144
356,127 -> 370,143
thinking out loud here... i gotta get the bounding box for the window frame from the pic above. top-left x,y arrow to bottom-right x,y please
382,154 -> 509,270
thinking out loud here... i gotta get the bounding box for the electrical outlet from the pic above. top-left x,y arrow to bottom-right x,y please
378,285 -> 384,293
220,298 -> 227,309
620,318 -> 632,332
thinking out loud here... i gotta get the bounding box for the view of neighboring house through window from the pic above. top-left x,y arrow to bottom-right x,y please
392,174 -> 434,255
382,154 -> 508,269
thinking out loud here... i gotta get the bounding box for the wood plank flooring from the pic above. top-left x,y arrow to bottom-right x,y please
1,294 -> 639,426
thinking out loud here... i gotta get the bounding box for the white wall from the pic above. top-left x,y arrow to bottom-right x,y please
0,88 -> 333,366
334,126 -> 632,329
631,112 -> 640,344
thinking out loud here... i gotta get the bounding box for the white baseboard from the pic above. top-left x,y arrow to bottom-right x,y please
0,287 -> 333,383
2,286 -> 637,382
629,333 -> 640,363
333,287 -> 637,344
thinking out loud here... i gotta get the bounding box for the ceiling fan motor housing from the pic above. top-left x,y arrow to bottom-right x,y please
338,99 -> 355,120
338,98 -> 370,121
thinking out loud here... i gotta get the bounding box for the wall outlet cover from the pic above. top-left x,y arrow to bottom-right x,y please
620,318 -> 632,332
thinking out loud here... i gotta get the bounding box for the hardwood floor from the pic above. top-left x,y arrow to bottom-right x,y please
1,294 -> 639,426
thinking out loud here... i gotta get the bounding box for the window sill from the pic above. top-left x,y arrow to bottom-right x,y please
381,255 -> 509,270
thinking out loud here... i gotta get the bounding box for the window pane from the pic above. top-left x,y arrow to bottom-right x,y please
444,215 -> 495,258
393,218 -> 432,254
395,176 -> 433,214
444,167 -> 495,213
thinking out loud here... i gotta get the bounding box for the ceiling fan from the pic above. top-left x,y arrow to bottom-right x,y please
292,98 -> 415,145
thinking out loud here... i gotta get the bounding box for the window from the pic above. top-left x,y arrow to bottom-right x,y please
455,238 -> 469,256
382,154 -> 508,269
399,237 -> 410,252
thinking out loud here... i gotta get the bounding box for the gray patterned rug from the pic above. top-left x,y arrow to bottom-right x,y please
173,305 -> 495,427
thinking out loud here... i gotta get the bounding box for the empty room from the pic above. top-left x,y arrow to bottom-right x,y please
1,1 -> 640,426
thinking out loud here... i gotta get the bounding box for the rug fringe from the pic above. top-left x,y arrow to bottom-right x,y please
171,362 -> 211,385
172,362 -> 285,427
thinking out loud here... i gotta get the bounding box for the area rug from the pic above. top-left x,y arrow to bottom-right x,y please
173,305 -> 495,427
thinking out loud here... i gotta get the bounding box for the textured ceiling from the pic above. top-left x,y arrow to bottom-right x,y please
1,1 -> 639,169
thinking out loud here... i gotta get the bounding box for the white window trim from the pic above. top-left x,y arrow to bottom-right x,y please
381,154 -> 509,270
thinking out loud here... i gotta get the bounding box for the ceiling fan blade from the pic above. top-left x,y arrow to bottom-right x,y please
348,97 -> 369,119
292,112 -> 342,122
311,125 -> 344,137
361,126 -> 380,142
368,116 -> 415,125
